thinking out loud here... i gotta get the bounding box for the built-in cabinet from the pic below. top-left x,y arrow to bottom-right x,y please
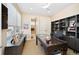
51,14 -> 79,52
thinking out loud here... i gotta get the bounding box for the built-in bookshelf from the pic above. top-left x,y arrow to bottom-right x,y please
77,15 -> 79,39
51,14 -> 79,52
51,22 -> 54,33
59,19 -> 66,30
77,15 -> 79,22
59,19 -> 67,35
66,16 -> 76,38
54,21 -> 60,31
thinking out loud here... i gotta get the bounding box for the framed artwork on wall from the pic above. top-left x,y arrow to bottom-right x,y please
24,24 -> 29,29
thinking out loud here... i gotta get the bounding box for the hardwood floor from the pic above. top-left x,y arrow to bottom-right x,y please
22,40 -> 45,55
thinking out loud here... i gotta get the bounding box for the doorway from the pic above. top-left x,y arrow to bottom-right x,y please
31,18 -> 36,40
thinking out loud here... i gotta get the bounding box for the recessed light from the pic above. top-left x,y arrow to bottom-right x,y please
42,3 -> 52,9
48,11 -> 50,13
30,8 -> 33,10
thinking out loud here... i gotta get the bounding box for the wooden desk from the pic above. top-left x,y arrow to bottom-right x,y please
36,35 -> 67,55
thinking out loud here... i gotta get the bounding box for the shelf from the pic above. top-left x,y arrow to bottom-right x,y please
67,30 -> 76,33
60,26 -> 66,28
69,36 -> 75,38
77,27 -> 79,33
77,32 -> 79,33
67,32 -> 75,36
77,15 -> 79,22
77,33 -> 79,38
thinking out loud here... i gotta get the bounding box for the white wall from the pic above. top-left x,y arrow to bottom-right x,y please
7,4 -> 21,27
22,14 -> 31,40
51,4 -> 79,21
16,10 -> 21,27
8,4 -> 16,26
22,14 -> 51,40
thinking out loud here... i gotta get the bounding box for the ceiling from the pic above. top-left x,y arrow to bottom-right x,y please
17,3 -> 72,16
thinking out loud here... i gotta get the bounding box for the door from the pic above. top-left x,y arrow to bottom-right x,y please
31,18 -> 36,40
68,37 -> 76,50
75,39 -> 79,51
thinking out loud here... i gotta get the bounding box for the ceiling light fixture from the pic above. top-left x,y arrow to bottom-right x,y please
48,11 -> 50,13
42,3 -> 52,9
30,8 -> 33,10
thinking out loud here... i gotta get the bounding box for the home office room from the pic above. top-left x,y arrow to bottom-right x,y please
1,0 -> 79,57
